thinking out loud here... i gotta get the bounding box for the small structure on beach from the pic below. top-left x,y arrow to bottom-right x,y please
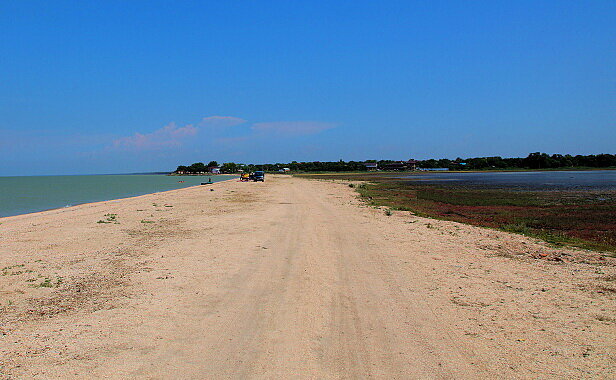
363,162 -> 378,171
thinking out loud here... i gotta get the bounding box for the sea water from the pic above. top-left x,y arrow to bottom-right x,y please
402,170 -> 616,190
0,174 -> 232,218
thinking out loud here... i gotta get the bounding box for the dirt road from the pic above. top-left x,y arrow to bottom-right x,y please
1,176 -> 614,379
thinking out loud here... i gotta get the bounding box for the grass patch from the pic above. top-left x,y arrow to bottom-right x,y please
30,276 -> 63,288
33,277 -> 53,288
301,173 -> 616,254
97,213 -> 119,224
2,264 -> 26,276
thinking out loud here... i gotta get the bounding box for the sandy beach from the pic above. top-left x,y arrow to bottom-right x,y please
0,175 -> 614,379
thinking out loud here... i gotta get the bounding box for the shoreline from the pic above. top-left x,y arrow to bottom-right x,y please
0,175 -> 614,378
0,175 -> 238,221
300,172 -> 616,254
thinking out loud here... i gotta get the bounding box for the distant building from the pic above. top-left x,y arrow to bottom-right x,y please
381,159 -> 418,171
209,167 -> 221,174
363,162 -> 378,171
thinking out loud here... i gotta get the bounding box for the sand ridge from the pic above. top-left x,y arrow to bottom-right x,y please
0,175 -> 614,378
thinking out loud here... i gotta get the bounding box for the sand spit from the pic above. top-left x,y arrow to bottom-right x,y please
0,175 -> 614,379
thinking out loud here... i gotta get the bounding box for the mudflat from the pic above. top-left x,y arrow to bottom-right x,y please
0,175 -> 614,379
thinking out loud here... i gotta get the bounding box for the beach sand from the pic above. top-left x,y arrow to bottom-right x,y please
0,175 -> 614,379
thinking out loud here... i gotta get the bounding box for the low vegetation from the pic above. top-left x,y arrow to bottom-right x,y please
300,173 -> 616,254
174,152 -> 616,174
97,213 -> 119,224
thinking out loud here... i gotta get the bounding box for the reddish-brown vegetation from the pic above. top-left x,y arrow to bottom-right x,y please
301,173 -> 616,254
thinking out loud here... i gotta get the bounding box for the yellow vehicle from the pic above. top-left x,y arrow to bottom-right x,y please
240,173 -> 250,182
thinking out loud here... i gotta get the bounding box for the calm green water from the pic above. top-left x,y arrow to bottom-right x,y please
0,175 -> 233,218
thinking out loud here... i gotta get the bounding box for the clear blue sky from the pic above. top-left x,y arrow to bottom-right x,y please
1,1 -> 614,175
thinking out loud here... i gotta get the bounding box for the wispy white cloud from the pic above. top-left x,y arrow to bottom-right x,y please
113,122 -> 198,150
251,121 -> 336,136
111,115 -> 244,151
111,116 -> 335,151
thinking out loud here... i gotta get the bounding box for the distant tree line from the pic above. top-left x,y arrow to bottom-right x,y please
175,161 -> 219,173
173,153 -> 616,173
424,153 -> 616,170
173,160 -> 369,174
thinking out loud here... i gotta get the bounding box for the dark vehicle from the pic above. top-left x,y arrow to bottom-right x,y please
250,171 -> 265,182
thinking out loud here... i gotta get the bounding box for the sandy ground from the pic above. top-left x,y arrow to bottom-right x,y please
0,175 -> 614,379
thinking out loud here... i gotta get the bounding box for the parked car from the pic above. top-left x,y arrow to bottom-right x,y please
250,171 -> 265,182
